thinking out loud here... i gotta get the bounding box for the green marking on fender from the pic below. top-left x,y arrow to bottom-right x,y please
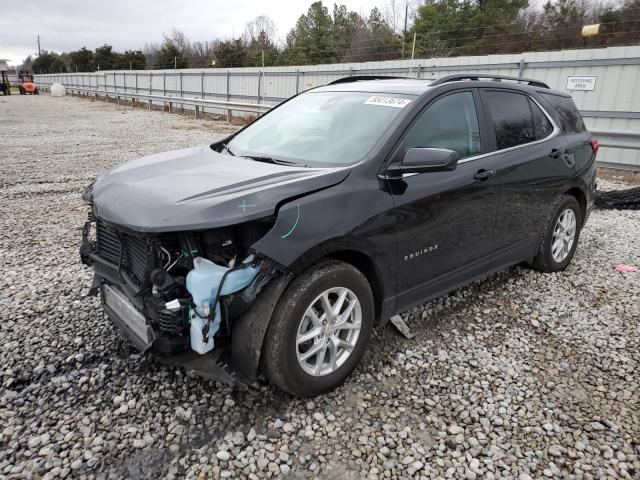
238,200 -> 256,212
281,204 -> 301,239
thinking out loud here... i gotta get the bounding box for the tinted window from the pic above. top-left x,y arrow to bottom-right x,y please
403,91 -> 480,158
484,91 -> 535,150
541,93 -> 585,133
530,100 -> 554,139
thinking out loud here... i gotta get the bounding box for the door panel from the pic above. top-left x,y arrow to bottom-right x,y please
479,89 -> 574,253
389,90 -> 498,309
483,136 -> 572,253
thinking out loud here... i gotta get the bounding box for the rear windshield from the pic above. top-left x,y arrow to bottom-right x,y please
227,91 -> 413,166
541,93 -> 586,134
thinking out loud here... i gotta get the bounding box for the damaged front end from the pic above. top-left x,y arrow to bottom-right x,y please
80,213 -> 283,385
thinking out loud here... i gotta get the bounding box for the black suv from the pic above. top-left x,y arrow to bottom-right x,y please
81,74 -> 597,396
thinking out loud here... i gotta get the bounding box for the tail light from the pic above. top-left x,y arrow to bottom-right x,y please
591,139 -> 599,154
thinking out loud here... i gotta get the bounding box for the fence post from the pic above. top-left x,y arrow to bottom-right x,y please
201,71 -> 204,99
295,69 -> 300,94
518,59 -> 525,78
135,72 -> 138,93
148,73 -> 152,110
257,71 -> 262,104
226,71 -> 231,122
416,64 -> 422,79
179,72 -> 183,112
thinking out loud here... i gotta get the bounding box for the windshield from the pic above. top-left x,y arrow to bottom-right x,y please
226,91 -> 414,166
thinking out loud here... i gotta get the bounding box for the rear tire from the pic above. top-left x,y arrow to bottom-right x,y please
262,260 -> 374,397
34,88 -> 39,95
19,86 -> 25,95
530,195 -> 582,272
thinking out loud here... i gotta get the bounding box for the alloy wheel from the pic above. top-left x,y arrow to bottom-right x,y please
551,208 -> 577,263
295,287 -> 362,377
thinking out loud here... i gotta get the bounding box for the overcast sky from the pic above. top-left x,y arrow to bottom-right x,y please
0,0 -> 386,65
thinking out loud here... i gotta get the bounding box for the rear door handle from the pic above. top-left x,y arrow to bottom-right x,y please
549,148 -> 563,159
473,169 -> 495,181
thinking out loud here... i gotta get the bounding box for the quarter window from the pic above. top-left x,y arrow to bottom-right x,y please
403,91 -> 481,159
541,93 -> 586,134
484,91 -> 535,150
530,100 -> 554,139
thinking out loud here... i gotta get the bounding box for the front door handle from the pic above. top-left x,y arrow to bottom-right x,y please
549,148 -> 563,159
473,169 -> 495,181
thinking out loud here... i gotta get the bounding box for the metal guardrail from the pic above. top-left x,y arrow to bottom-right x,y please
55,85 -> 272,119
42,84 -> 640,171
590,130 -> 640,171
590,130 -> 640,150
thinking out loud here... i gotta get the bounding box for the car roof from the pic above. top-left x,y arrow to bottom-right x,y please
313,75 -> 567,97
314,78 -> 433,96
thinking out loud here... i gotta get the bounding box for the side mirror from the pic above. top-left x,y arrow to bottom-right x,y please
386,147 -> 460,177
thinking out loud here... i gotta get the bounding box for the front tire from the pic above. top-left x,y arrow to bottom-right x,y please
262,260 -> 374,397
530,195 -> 582,272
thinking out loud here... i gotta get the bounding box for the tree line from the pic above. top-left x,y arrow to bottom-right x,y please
25,0 -> 640,74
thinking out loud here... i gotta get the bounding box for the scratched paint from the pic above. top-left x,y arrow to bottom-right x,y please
281,204 -> 301,239
238,200 -> 256,212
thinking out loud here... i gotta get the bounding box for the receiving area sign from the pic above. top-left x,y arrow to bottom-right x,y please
566,76 -> 597,91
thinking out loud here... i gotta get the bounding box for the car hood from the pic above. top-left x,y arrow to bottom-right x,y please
92,145 -> 350,232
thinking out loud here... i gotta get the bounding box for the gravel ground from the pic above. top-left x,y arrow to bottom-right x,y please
1,94 -> 639,480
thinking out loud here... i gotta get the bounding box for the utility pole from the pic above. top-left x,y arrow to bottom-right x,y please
408,33 -> 417,75
261,50 -> 265,68
402,3 -> 408,59
37,35 -> 41,56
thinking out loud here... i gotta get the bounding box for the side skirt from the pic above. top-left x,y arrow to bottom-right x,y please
393,238 -> 537,316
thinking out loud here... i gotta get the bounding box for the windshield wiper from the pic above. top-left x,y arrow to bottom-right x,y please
221,143 -> 236,156
242,155 -> 301,166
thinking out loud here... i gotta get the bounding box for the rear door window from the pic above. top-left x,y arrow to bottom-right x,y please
483,91 -> 535,150
540,93 -> 586,133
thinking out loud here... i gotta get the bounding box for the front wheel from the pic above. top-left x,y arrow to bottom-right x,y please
262,260 -> 374,397
530,195 -> 582,272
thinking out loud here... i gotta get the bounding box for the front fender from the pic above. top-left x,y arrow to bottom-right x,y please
251,183 -> 396,271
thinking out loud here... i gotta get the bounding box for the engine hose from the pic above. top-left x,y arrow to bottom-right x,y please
201,261 -> 253,341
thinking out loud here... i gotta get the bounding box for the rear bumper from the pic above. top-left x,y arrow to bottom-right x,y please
584,203 -> 594,225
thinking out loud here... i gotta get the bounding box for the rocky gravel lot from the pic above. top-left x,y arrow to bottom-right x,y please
1,94 -> 639,479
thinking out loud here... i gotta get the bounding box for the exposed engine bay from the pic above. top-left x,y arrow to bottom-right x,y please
81,212 -> 281,369
78,141 -> 352,386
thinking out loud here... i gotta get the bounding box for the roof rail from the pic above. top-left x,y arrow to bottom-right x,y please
327,75 -> 407,85
430,74 -> 550,89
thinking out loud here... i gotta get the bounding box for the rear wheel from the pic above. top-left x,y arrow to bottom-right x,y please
530,195 -> 582,272
19,86 -> 25,95
262,260 -> 374,397
34,88 -> 39,95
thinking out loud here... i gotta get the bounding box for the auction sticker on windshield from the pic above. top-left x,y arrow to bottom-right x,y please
365,96 -> 412,108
